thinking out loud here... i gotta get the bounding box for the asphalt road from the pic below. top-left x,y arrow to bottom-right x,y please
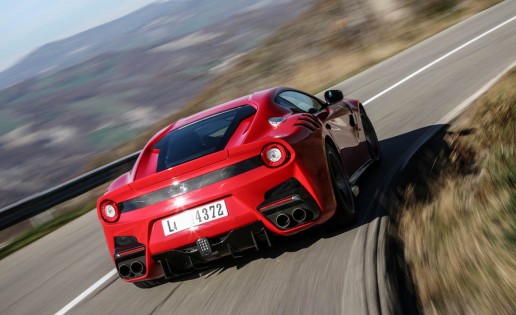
1,2 -> 515,314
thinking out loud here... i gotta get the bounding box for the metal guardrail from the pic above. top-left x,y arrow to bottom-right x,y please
0,151 -> 140,231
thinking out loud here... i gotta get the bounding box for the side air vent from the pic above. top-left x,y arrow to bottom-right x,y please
294,114 -> 321,131
299,114 -> 322,127
294,123 -> 316,131
297,117 -> 319,129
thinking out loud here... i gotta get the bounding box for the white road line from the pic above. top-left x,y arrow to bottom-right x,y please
54,269 -> 117,315
53,14 -> 515,315
363,15 -> 516,105
437,60 -> 516,124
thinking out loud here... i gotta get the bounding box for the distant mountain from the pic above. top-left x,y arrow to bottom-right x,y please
0,0 -> 315,207
0,0 -> 296,89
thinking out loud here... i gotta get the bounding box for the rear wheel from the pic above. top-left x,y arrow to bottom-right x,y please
133,277 -> 168,289
360,106 -> 381,163
326,145 -> 356,228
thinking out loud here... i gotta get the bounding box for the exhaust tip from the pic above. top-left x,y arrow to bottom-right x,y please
292,208 -> 307,223
119,264 -> 131,278
275,213 -> 291,229
130,261 -> 145,275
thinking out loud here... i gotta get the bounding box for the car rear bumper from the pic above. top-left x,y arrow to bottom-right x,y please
114,176 -> 325,281
153,221 -> 270,278
102,140 -> 337,281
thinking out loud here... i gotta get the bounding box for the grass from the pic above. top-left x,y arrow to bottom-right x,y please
0,201 -> 96,260
397,68 -> 516,314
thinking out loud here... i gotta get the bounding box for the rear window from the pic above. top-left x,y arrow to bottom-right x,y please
153,105 -> 255,172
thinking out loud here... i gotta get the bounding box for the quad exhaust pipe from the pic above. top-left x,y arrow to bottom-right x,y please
118,260 -> 146,278
275,213 -> 291,229
130,261 -> 145,275
119,264 -> 131,278
292,208 -> 307,223
275,208 -> 311,228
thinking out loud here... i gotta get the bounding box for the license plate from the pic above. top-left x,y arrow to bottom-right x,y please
161,200 -> 228,236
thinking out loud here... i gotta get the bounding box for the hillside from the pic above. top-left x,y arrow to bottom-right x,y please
0,0 -> 309,89
0,0 -> 315,207
0,0 -> 498,208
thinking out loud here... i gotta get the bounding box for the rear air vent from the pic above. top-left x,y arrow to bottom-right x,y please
294,123 -> 316,131
298,114 -> 321,128
294,114 -> 321,131
297,117 -> 319,129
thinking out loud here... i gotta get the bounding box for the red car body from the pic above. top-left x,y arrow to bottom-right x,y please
97,87 -> 379,286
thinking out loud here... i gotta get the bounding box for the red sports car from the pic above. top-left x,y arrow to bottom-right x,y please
97,87 -> 380,288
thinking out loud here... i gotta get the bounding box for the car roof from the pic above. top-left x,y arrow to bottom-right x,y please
171,88 -> 278,130
141,86 -> 305,153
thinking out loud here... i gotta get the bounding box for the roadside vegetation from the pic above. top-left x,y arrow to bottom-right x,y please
397,68 -> 515,314
0,201 -> 96,260
0,0 -> 500,259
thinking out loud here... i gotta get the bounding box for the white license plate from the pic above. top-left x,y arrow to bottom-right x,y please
161,200 -> 228,236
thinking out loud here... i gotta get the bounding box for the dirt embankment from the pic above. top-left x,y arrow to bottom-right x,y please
394,68 -> 515,314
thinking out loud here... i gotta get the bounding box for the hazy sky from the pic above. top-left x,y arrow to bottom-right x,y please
0,0 -> 159,71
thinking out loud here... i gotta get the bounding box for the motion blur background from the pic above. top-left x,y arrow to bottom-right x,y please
1,1 -> 513,314
1,0 -> 494,209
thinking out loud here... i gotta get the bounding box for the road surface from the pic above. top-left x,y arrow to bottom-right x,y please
0,1 -> 514,314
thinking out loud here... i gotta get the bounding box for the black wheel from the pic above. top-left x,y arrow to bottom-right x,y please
326,145 -> 356,228
360,106 -> 381,163
133,277 -> 168,289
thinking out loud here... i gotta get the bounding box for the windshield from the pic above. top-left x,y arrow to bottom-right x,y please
153,105 -> 255,172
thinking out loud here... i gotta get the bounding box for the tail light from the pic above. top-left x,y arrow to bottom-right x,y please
261,143 -> 289,167
100,200 -> 120,223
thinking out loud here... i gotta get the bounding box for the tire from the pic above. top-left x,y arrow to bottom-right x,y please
326,145 -> 356,228
133,277 -> 168,289
360,106 -> 381,163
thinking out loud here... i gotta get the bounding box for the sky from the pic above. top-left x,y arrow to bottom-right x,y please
0,0 -> 159,71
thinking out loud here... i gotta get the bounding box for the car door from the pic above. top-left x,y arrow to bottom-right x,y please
319,100 -> 362,176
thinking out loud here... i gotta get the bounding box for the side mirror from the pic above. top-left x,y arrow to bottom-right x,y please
324,90 -> 344,104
